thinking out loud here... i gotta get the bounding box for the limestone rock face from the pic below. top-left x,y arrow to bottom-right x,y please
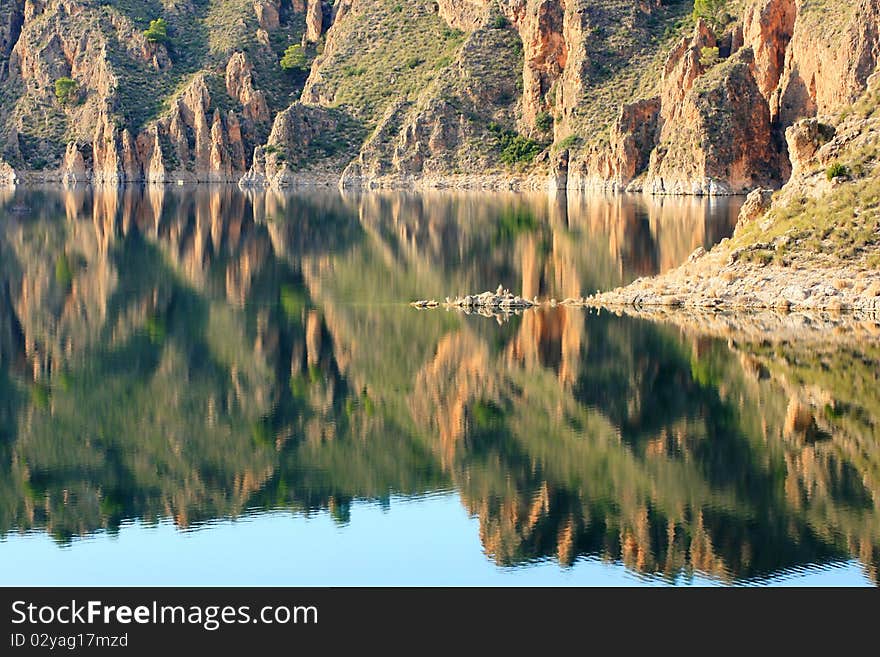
242,103 -> 343,187
92,111 -> 125,184
567,1 -> 880,194
434,0 -> 628,139
305,0 -> 324,43
785,118 -> 835,176
1,0 -> 171,173
0,158 -> 17,186
571,21 -> 780,196
0,1 -> 24,78
570,97 -> 661,191
226,52 -> 270,124
3,0 -> 880,193
5,0 -> 126,151
60,141 -> 89,185
225,111 -> 247,172
660,19 -> 717,126
253,0 -> 281,31
741,0 -> 796,116
338,27 -> 523,187
435,0 -> 488,31
775,0 -> 880,128
517,0 -> 567,133
1,0 -> 279,181
77,72 -> 259,184
142,126 -> 166,183
644,49 -> 780,195
144,73 -> 255,183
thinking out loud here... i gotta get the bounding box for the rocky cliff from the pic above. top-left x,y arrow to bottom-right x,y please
587,67 -> 880,312
1,1 -> 879,196
0,159 -> 17,187
0,0 -> 305,184
248,0 -> 880,194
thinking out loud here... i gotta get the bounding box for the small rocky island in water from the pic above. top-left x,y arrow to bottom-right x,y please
411,286 -> 538,313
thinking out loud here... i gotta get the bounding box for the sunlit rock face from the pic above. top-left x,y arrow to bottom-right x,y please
2,0 -> 878,196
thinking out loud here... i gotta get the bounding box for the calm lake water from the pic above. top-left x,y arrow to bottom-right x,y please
0,186 -> 877,586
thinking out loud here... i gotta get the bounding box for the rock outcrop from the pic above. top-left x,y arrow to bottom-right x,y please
741,0 -> 797,116
437,0 -> 658,138
60,141 -> 88,185
569,97 -> 661,191
642,48 -> 780,195
412,286 -> 538,314
1,0 -> 284,183
0,1 -> 24,79
774,0 -> 880,128
735,187 -> 774,230
305,0 -> 325,43
253,0 -> 281,31
0,159 -> 17,186
226,52 -> 270,124
338,27 -> 523,187
55,56 -> 271,185
586,73 -> 880,314
568,0 -> 880,195
785,118 -> 836,176
241,103 -> 345,187
570,21 -> 780,195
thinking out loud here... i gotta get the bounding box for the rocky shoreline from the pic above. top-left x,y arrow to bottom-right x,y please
2,166 -> 754,195
414,245 -> 880,320
582,246 -> 880,314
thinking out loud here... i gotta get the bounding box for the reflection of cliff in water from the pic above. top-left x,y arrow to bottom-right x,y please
0,187 -> 876,585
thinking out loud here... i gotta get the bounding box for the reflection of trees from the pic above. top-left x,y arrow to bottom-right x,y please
0,187 -> 876,585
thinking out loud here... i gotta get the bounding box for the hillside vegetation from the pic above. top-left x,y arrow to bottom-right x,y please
0,0 -> 879,229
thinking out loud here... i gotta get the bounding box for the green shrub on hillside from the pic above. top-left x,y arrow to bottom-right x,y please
143,18 -> 169,44
699,46 -> 720,67
54,78 -> 78,106
280,44 -> 308,71
489,122 -> 543,166
692,0 -> 729,29
535,111 -> 554,133
555,134 -> 581,152
826,162 -> 849,181
491,14 -> 509,29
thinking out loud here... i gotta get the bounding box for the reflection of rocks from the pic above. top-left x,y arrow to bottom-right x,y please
507,306 -> 582,386
0,277 -> 25,370
410,332 -> 496,468
1,187 -> 878,585
595,306 -> 880,345
784,398 -> 823,443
